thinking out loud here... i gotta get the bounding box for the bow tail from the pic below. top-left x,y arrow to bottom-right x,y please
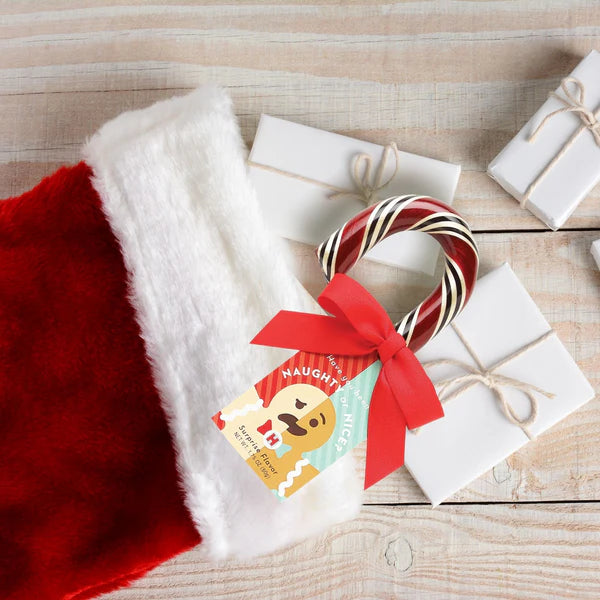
385,351 -> 445,430
364,352 -> 444,490
364,372 -> 407,489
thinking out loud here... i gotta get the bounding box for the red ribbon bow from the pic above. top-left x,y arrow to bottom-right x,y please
251,273 -> 443,489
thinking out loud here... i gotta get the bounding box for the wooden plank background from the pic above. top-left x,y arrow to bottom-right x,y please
1,1 -> 600,598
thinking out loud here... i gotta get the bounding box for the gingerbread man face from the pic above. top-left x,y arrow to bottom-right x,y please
280,396 -> 337,454
267,383 -> 328,431
267,383 -> 336,453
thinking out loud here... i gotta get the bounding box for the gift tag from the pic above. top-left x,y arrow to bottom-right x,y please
213,351 -> 379,499
213,195 -> 478,499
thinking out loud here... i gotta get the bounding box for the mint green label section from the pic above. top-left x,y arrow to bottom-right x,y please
303,360 -> 382,472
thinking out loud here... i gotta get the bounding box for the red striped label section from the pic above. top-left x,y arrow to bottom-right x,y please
256,350 -> 379,408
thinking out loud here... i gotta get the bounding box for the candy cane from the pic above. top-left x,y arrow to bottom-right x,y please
316,195 -> 479,352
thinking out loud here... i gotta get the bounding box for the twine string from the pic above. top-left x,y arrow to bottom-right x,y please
328,142 -> 401,205
521,77 -> 600,208
247,142 -> 401,206
419,324 -> 556,439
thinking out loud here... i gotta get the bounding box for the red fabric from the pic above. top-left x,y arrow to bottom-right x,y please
251,273 -> 444,490
0,163 -> 201,600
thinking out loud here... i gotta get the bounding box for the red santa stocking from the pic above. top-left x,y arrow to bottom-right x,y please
1,86 -> 361,600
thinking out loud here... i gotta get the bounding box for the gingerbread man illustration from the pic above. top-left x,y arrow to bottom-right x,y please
246,383 -> 337,498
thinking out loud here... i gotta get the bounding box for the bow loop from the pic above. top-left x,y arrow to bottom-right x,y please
528,76 -> 600,147
353,153 -> 377,203
329,142 -> 401,206
561,76 -> 585,106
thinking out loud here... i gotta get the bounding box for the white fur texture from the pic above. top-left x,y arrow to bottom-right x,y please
84,85 -> 362,560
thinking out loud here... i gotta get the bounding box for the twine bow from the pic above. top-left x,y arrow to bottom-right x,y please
329,142 -> 401,206
529,77 -> 600,146
521,76 -> 600,208
421,325 -> 556,439
247,142 -> 401,207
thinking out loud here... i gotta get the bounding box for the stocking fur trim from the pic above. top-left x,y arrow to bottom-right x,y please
84,85 -> 361,559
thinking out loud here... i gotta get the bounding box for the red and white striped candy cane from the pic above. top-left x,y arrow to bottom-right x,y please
316,195 -> 479,352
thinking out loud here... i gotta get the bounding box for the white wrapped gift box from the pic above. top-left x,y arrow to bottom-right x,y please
249,114 -> 461,275
488,50 -> 600,230
406,263 -> 595,506
591,239 -> 600,270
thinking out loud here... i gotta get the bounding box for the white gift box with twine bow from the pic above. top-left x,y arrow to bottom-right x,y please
405,263 -> 595,506
591,239 -> 600,270
248,115 -> 461,275
488,50 -> 600,230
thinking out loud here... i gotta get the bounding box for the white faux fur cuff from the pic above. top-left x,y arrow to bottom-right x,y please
84,85 -> 362,559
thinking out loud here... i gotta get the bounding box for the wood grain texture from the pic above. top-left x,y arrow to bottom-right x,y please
1,2 -> 600,230
103,504 -> 600,600
2,1 -> 600,598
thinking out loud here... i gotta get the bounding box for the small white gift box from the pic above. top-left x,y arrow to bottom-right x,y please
406,263 -> 595,506
592,239 -> 600,270
248,115 -> 461,275
488,50 -> 600,230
